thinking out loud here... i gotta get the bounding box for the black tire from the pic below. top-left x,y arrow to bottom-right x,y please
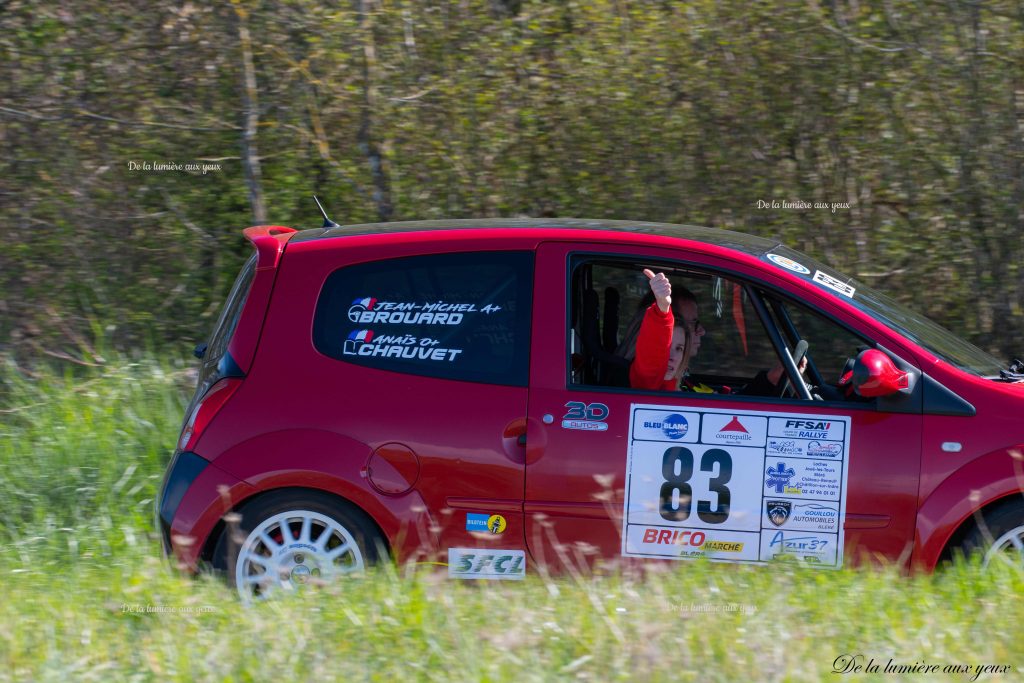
958,498 -> 1024,566
212,488 -> 387,599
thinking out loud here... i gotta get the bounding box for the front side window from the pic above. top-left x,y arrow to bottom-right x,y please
314,251 -> 533,386
766,245 -> 1003,377
570,257 -> 876,404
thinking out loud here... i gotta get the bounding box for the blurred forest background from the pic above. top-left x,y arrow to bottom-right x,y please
2,0 -> 1022,367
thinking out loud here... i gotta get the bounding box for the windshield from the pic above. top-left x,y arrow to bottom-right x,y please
765,245 -> 1004,377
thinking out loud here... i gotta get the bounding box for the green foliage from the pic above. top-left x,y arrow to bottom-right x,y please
2,0 -> 1023,361
0,356 -> 1022,680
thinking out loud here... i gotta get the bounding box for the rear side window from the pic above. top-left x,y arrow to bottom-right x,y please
313,251 -> 533,386
187,253 -> 256,417
205,254 -> 257,363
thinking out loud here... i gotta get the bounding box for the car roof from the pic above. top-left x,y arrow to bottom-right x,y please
287,217 -> 780,256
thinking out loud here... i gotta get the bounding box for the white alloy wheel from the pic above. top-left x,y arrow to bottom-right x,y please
982,524 -> 1024,569
234,509 -> 365,601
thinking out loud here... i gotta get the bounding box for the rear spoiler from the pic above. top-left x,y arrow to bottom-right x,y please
229,225 -> 298,372
242,225 -> 298,270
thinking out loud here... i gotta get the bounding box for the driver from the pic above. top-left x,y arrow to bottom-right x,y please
627,269 -> 805,394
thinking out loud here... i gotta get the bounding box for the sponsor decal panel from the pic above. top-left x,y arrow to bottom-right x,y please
812,270 -> 856,298
766,253 -> 811,275
448,548 -> 525,580
763,501 -> 840,532
699,413 -> 768,447
768,417 -> 845,442
759,530 -> 838,565
631,409 -> 700,443
466,513 -> 507,534
624,525 -> 760,562
763,458 -> 841,500
766,438 -> 844,459
624,405 -> 850,569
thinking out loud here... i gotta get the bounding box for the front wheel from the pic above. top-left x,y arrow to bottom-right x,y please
213,489 -> 386,602
959,499 -> 1024,568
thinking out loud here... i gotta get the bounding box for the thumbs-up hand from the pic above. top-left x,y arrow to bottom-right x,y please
644,268 -> 672,314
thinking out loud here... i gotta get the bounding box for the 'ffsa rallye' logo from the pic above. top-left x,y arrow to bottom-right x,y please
448,549 -> 525,580
770,417 -> 847,444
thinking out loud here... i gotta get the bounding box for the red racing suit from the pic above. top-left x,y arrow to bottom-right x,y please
629,303 -> 678,391
628,303 -> 727,394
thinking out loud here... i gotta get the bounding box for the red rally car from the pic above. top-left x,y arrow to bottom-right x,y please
157,218 -> 1024,600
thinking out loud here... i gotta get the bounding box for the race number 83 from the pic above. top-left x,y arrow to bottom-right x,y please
659,447 -> 732,524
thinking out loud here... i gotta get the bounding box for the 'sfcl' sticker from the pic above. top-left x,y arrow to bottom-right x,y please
448,548 -> 526,580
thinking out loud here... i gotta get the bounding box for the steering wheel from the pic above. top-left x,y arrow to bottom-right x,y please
779,339 -> 811,398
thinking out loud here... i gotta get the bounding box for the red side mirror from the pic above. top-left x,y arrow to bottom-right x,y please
852,349 -> 910,397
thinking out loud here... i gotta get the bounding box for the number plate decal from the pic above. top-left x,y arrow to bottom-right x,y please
623,405 -> 851,568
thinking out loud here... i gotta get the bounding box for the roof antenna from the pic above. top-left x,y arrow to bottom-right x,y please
313,195 -> 340,229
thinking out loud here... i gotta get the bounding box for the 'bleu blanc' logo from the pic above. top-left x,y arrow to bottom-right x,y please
661,414 -> 689,440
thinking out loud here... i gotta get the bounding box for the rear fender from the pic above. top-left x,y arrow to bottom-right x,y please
213,429 -> 438,562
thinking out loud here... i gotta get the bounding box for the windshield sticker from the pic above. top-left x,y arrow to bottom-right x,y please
623,405 -> 851,568
812,271 -> 856,298
348,297 -> 502,326
343,330 -> 463,362
767,253 -> 811,275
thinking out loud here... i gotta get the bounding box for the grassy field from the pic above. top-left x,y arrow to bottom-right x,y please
0,355 -> 1022,681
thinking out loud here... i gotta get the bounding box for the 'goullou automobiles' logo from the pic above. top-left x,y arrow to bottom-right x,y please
661,413 -> 689,440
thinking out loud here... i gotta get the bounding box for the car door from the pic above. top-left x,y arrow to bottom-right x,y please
297,244 -> 535,575
524,241 -> 923,571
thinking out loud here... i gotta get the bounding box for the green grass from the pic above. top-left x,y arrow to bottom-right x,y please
1,356 -> 1022,681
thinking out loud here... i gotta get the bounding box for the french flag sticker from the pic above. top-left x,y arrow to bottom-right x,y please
347,329 -> 374,343
351,297 -> 377,310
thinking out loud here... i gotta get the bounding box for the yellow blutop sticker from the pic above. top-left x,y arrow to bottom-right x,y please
487,514 -> 507,534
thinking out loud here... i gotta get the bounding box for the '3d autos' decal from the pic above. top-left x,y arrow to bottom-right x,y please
562,402 -> 610,431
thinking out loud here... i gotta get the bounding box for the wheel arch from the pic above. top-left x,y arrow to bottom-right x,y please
200,484 -> 393,566
937,492 -> 1024,564
202,428 -> 437,565
914,446 -> 1024,568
